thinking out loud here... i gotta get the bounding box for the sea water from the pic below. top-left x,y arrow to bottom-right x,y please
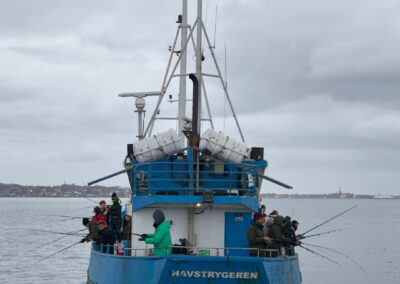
0,198 -> 399,284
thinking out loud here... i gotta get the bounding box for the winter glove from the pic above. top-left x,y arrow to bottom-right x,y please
141,234 -> 149,239
80,237 -> 88,243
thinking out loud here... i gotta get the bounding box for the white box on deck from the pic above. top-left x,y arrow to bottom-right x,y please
132,129 -> 185,163
200,128 -> 247,164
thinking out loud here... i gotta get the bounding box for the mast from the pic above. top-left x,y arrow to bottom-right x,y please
178,0 -> 188,134
195,0 -> 202,135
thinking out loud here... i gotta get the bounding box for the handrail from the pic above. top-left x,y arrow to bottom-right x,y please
129,160 -> 259,197
93,243 -> 280,258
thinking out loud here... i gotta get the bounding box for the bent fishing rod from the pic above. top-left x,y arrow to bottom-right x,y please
299,245 -> 341,266
302,242 -> 364,271
45,214 -> 90,219
301,228 -> 347,239
39,228 -> 87,248
29,229 -> 86,237
29,241 -> 82,267
301,205 -> 358,236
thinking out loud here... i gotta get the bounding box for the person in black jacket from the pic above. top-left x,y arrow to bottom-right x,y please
109,192 -> 122,242
282,220 -> 301,256
98,221 -> 116,254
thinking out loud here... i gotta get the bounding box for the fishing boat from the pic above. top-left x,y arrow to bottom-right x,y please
87,1 -> 301,283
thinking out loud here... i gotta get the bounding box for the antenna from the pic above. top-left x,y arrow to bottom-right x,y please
213,5 -> 218,48
223,42 -> 227,133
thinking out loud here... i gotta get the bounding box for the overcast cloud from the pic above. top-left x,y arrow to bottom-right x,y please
0,0 -> 399,195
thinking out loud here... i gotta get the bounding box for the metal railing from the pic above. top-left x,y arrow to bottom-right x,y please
128,161 -> 259,197
93,242 -> 279,258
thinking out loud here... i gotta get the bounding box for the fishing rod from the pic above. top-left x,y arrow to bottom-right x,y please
302,228 -> 347,239
301,205 -> 358,236
83,196 -> 99,204
29,241 -> 82,267
72,205 -> 96,212
39,228 -> 88,248
299,245 -> 341,266
29,229 -> 86,237
302,242 -> 364,271
45,214 -> 89,219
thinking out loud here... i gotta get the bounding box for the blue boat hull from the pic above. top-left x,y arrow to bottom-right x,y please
87,251 -> 302,284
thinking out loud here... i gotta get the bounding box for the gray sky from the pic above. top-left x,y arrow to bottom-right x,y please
0,0 -> 399,195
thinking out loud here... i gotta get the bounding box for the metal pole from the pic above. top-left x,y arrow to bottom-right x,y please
137,109 -> 143,140
195,0 -> 202,134
188,207 -> 195,249
188,26 -> 214,128
178,0 -> 188,134
202,25 -> 245,142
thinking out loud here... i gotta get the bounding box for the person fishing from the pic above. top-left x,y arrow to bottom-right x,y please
81,217 -> 100,243
263,210 -> 278,236
98,221 -> 116,254
267,215 -> 295,257
247,212 -> 271,257
140,209 -> 172,255
109,192 -> 122,242
283,220 -> 302,256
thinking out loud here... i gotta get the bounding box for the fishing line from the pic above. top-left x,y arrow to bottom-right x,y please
299,245 -> 341,266
302,242 -> 364,271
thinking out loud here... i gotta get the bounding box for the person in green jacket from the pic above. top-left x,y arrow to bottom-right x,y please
267,215 -> 293,257
143,209 -> 172,255
246,212 -> 271,257
81,217 -> 100,243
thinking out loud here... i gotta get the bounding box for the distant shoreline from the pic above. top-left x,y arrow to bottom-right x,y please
0,183 -> 397,199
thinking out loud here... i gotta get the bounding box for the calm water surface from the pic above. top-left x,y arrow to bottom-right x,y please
0,198 -> 399,283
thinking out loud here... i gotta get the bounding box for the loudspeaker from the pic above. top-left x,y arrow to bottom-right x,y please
250,147 -> 264,161
127,144 -> 134,157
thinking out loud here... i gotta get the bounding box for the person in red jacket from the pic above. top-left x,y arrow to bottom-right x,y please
92,206 -> 108,227
99,200 -> 110,224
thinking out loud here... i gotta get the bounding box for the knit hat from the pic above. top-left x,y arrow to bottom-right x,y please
253,212 -> 263,221
153,209 -> 165,226
82,218 -> 90,226
99,200 -> 106,205
111,192 -> 117,198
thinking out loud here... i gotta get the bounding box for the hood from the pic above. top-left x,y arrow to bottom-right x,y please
153,209 -> 165,226
266,217 -> 275,226
274,215 -> 284,225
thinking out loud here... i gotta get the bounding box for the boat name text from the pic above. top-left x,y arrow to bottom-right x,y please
171,270 -> 259,279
